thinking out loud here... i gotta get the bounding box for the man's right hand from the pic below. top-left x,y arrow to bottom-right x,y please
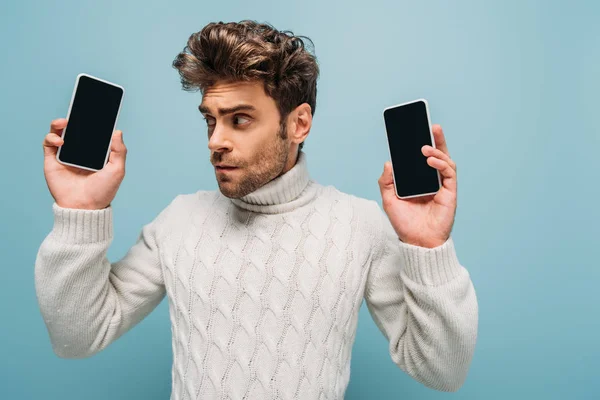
43,118 -> 127,210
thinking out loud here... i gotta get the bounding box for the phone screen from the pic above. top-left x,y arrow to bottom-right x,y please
58,75 -> 123,171
383,100 -> 440,198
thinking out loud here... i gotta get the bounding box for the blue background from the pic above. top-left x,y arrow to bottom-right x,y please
1,0 -> 598,398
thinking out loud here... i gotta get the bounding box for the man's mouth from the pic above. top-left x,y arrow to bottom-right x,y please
215,165 -> 238,172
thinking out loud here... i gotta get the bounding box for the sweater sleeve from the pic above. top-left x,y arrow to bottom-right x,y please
364,206 -> 478,392
34,197 -> 178,359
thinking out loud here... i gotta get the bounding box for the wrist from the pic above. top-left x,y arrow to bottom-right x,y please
399,235 -> 448,249
55,201 -> 110,210
51,202 -> 113,244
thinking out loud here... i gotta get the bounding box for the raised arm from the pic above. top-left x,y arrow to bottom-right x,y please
34,197 -> 177,358
364,208 -> 478,391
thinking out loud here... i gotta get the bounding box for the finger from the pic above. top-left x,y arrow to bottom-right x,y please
42,132 -> 64,157
433,182 -> 455,207
422,145 -> 456,171
108,130 -> 127,166
378,161 -> 394,188
378,161 -> 398,205
431,124 -> 449,155
427,157 -> 457,193
50,118 -> 68,135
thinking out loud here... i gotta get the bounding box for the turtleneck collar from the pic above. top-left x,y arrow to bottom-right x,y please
228,151 -> 318,214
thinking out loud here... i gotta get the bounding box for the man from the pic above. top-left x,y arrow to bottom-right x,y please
36,20 -> 478,399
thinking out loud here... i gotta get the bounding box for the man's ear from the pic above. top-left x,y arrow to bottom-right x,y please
287,103 -> 312,145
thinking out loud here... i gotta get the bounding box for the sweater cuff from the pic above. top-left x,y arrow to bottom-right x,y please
51,202 -> 113,244
399,236 -> 462,286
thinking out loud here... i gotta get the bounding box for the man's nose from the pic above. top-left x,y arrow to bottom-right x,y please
208,125 -> 232,152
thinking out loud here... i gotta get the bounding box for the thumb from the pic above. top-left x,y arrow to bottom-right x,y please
108,130 -> 127,166
378,161 -> 394,190
378,161 -> 397,202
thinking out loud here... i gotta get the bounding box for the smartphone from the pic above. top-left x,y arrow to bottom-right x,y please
383,98 -> 441,199
56,73 -> 124,172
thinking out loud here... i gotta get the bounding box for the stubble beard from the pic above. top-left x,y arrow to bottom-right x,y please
214,122 -> 290,199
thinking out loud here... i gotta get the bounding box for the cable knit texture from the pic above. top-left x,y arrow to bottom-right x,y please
35,151 -> 478,399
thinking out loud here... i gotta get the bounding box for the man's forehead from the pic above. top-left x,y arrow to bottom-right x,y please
200,81 -> 272,112
203,81 -> 263,99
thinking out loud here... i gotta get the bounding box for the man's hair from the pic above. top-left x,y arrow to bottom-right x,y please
172,20 -> 320,150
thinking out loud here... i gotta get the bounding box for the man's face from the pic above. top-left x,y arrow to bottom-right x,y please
200,80 -> 291,199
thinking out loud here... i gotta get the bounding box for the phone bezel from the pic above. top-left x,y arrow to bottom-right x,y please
56,73 -> 125,172
383,98 -> 442,199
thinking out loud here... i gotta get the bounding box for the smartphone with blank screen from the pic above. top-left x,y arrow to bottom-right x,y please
383,99 -> 441,199
56,73 -> 124,172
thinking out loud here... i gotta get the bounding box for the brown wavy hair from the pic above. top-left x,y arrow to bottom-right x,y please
172,20 -> 320,150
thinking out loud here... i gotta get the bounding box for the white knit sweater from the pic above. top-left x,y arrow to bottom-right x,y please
35,151 -> 478,399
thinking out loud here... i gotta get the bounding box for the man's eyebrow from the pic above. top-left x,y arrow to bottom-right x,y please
198,104 -> 256,115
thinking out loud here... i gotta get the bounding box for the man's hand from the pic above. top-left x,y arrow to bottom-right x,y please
378,124 -> 457,248
43,118 -> 127,210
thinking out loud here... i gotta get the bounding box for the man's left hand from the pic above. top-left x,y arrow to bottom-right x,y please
378,124 -> 457,249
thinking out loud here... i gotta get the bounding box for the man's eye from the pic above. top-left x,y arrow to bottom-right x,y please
204,117 -> 216,126
234,115 -> 250,125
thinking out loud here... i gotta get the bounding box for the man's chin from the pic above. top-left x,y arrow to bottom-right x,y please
215,168 -> 276,199
217,183 -> 249,199
218,187 -> 241,199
